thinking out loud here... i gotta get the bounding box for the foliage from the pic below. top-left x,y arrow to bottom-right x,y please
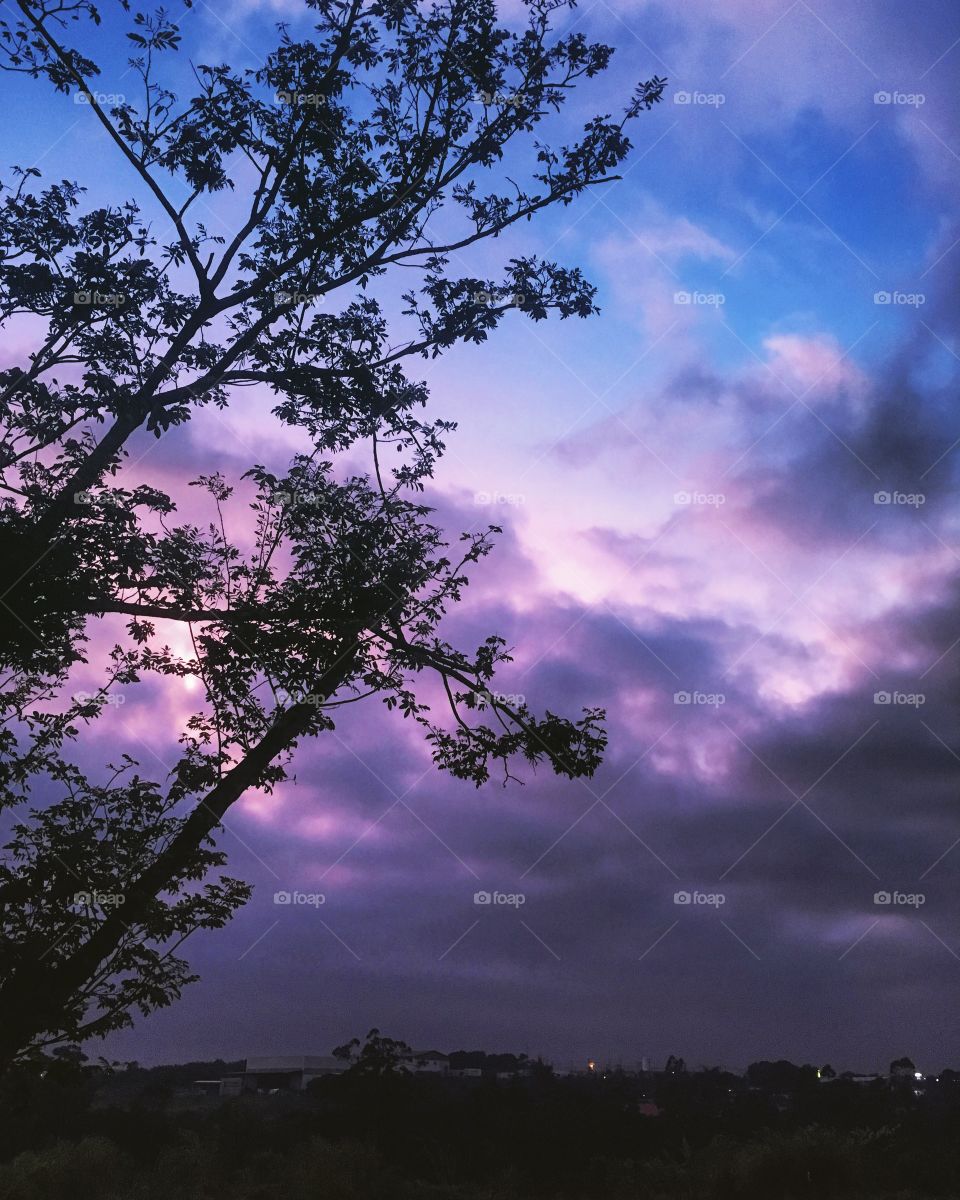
0,0 -> 667,1063
332,1027 -> 414,1076
2,1071 -> 960,1200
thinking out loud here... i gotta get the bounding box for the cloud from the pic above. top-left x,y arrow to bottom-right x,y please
21,0 -> 960,1073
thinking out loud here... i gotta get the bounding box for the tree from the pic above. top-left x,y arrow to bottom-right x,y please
745,1060 -> 817,1093
0,0 -> 665,1068
333,1028 -> 413,1076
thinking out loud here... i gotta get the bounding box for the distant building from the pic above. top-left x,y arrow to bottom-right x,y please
191,1079 -> 223,1097
405,1050 -> 449,1074
220,1055 -> 349,1096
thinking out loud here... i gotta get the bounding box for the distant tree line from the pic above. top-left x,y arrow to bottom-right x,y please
4,1045 -> 960,1198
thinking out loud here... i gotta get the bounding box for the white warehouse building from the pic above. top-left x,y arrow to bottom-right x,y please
220,1050 -> 451,1096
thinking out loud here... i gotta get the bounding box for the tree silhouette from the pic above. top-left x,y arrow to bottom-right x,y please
0,0 -> 665,1067
333,1028 -> 413,1076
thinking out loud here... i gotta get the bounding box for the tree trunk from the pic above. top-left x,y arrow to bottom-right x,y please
0,643 -> 359,1071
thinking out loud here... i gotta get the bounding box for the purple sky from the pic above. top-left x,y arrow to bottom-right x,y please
7,0 -> 960,1074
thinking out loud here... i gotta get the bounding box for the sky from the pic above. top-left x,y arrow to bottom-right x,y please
5,0 -> 960,1074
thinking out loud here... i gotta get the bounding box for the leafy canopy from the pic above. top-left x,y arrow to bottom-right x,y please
0,0 -> 664,1066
